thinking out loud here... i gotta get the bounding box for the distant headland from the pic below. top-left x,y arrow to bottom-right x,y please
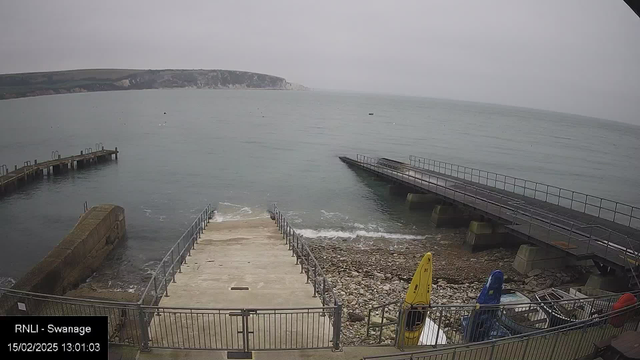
0,69 -> 309,100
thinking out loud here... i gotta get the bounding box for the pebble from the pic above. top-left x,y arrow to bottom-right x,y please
307,236 -> 591,346
527,269 -> 543,277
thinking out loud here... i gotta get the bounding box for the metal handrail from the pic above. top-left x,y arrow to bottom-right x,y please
0,287 -> 140,306
354,155 -> 638,269
407,154 -> 640,288
409,155 -> 640,229
139,204 -> 213,305
364,301 -> 640,359
273,204 -> 342,350
272,204 -> 340,308
366,289 -> 640,345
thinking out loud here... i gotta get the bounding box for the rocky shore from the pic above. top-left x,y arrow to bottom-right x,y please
307,229 -> 592,346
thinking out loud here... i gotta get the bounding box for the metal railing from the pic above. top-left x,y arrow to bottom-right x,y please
141,305 -> 337,351
272,204 -> 343,350
354,155 -> 640,281
367,290 -> 640,349
363,300 -> 640,360
0,286 -> 339,352
0,287 -> 145,346
1,203 -> 343,352
407,155 -> 640,289
139,204 -> 213,306
409,155 -> 640,230
272,204 -> 340,309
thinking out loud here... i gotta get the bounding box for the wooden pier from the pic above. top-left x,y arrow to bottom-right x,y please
0,147 -> 118,196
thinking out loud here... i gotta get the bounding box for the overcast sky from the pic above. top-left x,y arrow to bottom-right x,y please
1,0 -> 639,124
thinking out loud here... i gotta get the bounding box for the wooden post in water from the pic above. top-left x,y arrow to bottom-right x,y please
115,147 -> 118,160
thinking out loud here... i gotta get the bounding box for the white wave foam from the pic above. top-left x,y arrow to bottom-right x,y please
320,210 -> 348,220
213,208 -> 269,222
219,202 -> 245,208
296,229 -> 426,240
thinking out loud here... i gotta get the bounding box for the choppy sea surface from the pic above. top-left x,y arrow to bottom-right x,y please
1,89 -> 639,289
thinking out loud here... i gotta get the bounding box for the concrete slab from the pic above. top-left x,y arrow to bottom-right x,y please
148,218 -> 332,350
158,218 -> 320,309
138,345 -> 400,360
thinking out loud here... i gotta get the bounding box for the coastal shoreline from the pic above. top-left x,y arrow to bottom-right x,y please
308,231 -> 592,345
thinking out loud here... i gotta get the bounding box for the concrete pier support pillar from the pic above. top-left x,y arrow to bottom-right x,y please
406,193 -> 438,210
430,205 -> 470,228
388,184 -> 410,197
512,244 -> 568,274
585,274 -> 627,293
465,221 -> 507,251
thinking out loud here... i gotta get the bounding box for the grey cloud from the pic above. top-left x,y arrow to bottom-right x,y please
1,0 -> 639,124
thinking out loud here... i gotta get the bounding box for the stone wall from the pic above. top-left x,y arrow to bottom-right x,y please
2,204 -> 125,313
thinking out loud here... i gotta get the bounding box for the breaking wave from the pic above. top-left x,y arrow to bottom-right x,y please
295,229 -> 426,240
213,202 -> 269,222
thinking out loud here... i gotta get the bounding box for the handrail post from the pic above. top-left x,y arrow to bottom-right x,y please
162,262 -> 169,297
295,235 -> 300,264
488,342 -> 496,360
137,304 -> 150,351
322,277 -> 327,306
171,251 -> 176,283
332,303 -> 342,351
177,241 -> 183,272
305,248 -> 310,283
312,266 -> 318,297
153,276 -> 158,301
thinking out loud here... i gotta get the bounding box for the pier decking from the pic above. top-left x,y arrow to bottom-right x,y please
340,155 -> 640,285
147,217 -> 333,351
0,147 -> 118,196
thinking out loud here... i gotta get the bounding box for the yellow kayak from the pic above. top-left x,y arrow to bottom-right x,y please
402,252 -> 433,346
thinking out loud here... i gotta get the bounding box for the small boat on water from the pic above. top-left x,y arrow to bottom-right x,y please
499,290 -> 549,334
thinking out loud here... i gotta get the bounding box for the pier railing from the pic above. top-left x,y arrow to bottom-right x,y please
354,155 -> 640,287
0,203 -> 343,352
0,287 -> 146,347
408,155 -> 640,230
0,286 -> 340,352
272,204 -> 343,350
363,301 -> 640,360
139,204 -> 214,306
272,204 -> 340,308
366,290 -> 640,349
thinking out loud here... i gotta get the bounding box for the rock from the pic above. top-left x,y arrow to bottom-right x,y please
385,315 -> 398,322
467,292 -> 476,299
382,328 -> 395,340
527,269 -> 542,277
382,285 -> 390,291
348,312 -> 366,322
369,316 -> 382,325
